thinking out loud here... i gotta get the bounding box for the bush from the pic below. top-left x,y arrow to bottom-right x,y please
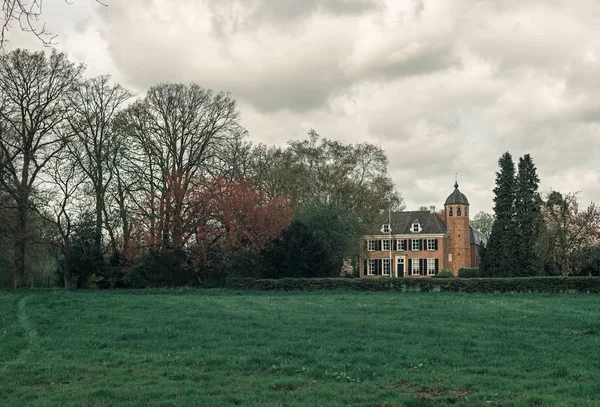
433,269 -> 455,278
458,268 -> 481,278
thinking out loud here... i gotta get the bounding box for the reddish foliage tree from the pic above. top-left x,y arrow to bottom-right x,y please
127,172 -> 292,279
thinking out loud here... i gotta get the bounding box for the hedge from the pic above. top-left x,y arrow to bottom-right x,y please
224,277 -> 600,293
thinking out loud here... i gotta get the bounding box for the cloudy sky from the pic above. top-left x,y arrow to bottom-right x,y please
5,0 -> 600,212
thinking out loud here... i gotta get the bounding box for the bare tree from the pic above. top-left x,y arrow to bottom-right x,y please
1,0 -> 106,49
68,75 -> 133,263
0,48 -> 83,287
120,83 -> 246,252
36,153 -> 84,288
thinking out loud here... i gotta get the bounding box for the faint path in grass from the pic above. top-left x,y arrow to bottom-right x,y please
0,294 -> 37,377
17,295 -> 39,353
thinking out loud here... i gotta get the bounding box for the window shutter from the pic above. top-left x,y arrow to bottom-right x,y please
434,239 -> 438,251
420,239 -> 424,250
404,239 -> 408,250
408,259 -> 412,274
435,259 -> 439,273
364,260 -> 368,275
420,259 -> 425,275
377,240 -> 382,251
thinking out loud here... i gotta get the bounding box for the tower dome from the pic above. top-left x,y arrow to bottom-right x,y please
444,181 -> 469,205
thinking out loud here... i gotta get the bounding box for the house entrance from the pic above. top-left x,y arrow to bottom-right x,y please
395,256 -> 406,278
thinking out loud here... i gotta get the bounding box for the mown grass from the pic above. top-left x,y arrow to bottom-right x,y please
1,290 -> 600,406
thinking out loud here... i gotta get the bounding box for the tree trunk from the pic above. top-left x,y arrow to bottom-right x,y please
63,245 -> 71,289
12,203 -> 27,288
94,184 -> 104,267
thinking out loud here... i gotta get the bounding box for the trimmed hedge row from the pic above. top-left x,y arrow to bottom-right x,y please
224,277 -> 600,293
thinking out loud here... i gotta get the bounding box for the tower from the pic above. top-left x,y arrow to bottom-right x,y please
444,181 -> 470,275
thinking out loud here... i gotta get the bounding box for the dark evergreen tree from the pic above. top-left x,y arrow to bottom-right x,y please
481,152 -> 517,277
515,154 -> 543,276
259,221 -> 337,278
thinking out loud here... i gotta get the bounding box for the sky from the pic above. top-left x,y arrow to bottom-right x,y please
4,0 -> 600,213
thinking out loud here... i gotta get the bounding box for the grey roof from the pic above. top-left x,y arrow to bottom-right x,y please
444,182 -> 469,205
367,211 -> 448,235
470,226 -> 487,246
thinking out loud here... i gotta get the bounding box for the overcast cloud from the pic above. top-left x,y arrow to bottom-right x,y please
5,0 -> 600,212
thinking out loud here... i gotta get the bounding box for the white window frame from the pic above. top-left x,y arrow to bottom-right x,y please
411,221 -> 421,232
382,259 -> 390,276
367,239 -> 376,251
427,258 -> 436,276
367,259 -> 376,275
396,239 -> 405,251
411,259 -> 420,276
427,238 -> 436,251
382,239 -> 391,251
411,239 -> 420,251
382,224 -> 390,233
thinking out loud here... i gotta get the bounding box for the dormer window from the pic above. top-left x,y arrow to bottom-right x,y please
381,224 -> 390,233
411,220 -> 422,233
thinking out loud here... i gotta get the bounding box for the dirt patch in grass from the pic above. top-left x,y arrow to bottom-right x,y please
395,381 -> 469,404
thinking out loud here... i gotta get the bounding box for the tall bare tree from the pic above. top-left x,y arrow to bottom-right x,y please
68,75 -> 133,263
119,83 -> 246,252
0,48 -> 83,287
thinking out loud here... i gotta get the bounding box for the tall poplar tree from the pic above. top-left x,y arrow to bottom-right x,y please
515,154 -> 543,276
481,152 -> 517,277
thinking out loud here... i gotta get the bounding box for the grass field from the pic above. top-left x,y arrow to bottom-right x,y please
1,290 -> 600,406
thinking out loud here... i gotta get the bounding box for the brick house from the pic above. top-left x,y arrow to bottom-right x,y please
360,182 -> 487,278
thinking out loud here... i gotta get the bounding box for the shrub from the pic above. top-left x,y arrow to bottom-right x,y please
433,269 -> 455,278
458,268 -> 481,278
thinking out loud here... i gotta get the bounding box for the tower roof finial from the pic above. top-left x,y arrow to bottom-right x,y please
454,172 -> 458,188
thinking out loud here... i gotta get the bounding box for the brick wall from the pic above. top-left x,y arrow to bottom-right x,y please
445,204 -> 471,275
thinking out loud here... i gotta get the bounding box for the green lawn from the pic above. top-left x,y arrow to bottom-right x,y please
1,290 -> 599,406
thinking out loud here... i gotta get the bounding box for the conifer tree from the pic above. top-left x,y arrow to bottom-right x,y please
481,152 -> 517,277
515,154 -> 543,276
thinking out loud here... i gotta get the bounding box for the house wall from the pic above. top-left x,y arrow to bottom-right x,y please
470,243 -> 481,268
360,235 -> 447,278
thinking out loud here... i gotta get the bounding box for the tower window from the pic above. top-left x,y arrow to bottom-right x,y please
457,207 -> 462,216
449,207 -> 453,216
465,208 -> 468,217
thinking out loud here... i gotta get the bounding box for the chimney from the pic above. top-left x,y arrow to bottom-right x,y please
429,205 -> 436,214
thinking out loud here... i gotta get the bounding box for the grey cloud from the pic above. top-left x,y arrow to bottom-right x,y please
208,0 -> 381,34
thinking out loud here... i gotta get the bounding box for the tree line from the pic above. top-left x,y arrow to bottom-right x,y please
480,152 -> 600,277
0,48 -> 402,288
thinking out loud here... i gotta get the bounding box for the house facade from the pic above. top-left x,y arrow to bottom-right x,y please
360,182 -> 486,278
